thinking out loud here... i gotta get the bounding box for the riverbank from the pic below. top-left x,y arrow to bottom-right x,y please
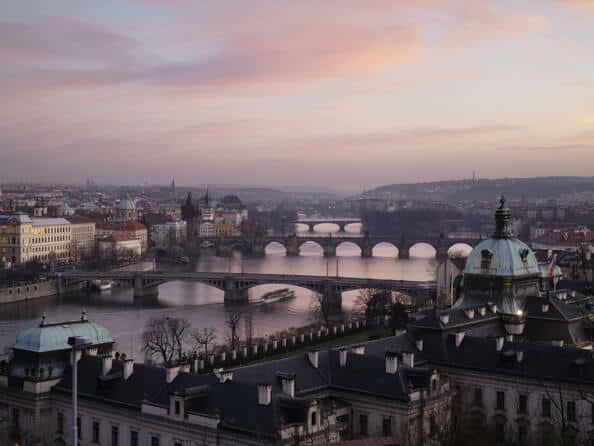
0,280 -> 57,304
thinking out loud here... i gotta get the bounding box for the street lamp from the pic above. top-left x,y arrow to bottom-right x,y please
68,336 -> 92,446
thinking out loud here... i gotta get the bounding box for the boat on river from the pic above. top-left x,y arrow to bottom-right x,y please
91,280 -> 112,292
260,288 -> 295,304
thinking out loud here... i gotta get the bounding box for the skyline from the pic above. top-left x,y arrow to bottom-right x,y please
2,0 -> 594,189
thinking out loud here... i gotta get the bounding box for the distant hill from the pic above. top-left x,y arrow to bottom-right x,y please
371,177 -> 594,202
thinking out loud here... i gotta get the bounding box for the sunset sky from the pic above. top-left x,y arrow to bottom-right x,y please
1,0 -> 593,190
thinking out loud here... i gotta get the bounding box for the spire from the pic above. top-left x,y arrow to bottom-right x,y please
493,196 -> 514,239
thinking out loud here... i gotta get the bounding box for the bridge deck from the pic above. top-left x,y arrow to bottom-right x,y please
57,271 -> 434,290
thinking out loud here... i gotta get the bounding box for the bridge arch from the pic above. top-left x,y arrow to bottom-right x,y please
336,241 -> 362,256
311,223 -> 341,234
371,242 -> 399,258
342,222 -> 363,233
409,242 -> 437,258
447,242 -> 473,258
298,240 -> 325,256
264,241 -> 287,256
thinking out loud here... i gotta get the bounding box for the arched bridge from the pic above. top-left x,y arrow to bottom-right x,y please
55,271 -> 436,313
292,217 -> 362,233
213,234 -> 483,259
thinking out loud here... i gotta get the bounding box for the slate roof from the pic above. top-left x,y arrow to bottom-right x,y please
52,346 -> 432,437
363,333 -> 594,386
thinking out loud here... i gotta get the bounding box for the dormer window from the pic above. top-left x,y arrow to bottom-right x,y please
480,249 -> 493,272
519,248 -> 530,263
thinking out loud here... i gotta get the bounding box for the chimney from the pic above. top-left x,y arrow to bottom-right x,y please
339,349 -> 348,367
165,365 -> 180,384
439,313 -> 449,325
258,384 -> 272,406
455,332 -> 465,347
123,359 -> 134,380
478,306 -> 486,316
516,351 -> 524,363
385,352 -> 398,374
541,303 -> 549,313
402,351 -> 415,368
101,354 -> 112,376
464,309 -> 475,320
416,339 -> 424,352
495,337 -> 504,351
488,302 -> 498,314
307,350 -> 319,368
281,378 -> 295,398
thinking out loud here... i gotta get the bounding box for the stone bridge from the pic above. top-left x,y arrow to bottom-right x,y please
292,217 -> 362,233
211,234 -> 482,259
54,271 -> 436,313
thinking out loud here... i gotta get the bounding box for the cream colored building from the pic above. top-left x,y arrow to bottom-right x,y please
67,216 -> 96,261
0,214 -> 71,266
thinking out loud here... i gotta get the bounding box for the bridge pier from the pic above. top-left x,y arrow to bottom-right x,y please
361,242 -> 372,258
398,246 -> 410,260
286,238 -> 299,256
133,276 -> 159,299
323,244 -> 336,257
252,243 -> 266,258
322,281 -> 342,315
308,223 -> 315,233
223,278 -> 249,304
338,223 -> 346,233
436,245 -> 450,261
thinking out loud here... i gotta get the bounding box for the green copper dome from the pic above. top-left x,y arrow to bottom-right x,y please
14,315 -> 113,353
463,198 -> 540,277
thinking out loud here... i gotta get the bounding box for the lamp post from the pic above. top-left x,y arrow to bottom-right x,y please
68,336 -> 92,446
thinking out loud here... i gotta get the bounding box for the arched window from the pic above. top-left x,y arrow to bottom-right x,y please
481,249 -> 493,272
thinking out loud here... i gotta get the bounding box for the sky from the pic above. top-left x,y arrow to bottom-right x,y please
1,0 -> 593,191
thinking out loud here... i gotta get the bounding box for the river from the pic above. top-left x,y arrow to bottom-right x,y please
0,225 -> 446,358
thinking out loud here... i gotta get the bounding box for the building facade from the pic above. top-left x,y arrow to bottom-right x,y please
67,216 -> 96,262
0,214 -> 71,266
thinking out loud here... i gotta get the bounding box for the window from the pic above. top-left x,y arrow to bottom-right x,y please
151,435 -> 160,446
57,412 -> 64,434
519,394 -> 528,414
311,411 -> 317,427
518,425 -> 528,444
382,417 -> 392,437
175,400 -> 181,415
93,421 -> 100,443
542,398 -> 551,418
130,431 -> 138,446
495,422 -> 505,443
77,417 -> 82,439
12,408 -> 19,429
591,403 -> 594,425
568,401 -> 576,422
474,387 -> 483,405
359,414 -> 368,436
174,442 -> 182,446
111,426 -> 119,446
481,249 -> 493,271
496,391 -> 505,410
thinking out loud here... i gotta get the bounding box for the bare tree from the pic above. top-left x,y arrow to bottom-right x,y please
142,316 -> 190,366
225,310 -> 242,350
191,327 -> 217,358
309,292 -> 331,325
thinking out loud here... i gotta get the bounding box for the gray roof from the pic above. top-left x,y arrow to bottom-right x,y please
0,214 -> 32,224
31,217 -> 71,226
52,346 -> 432,437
